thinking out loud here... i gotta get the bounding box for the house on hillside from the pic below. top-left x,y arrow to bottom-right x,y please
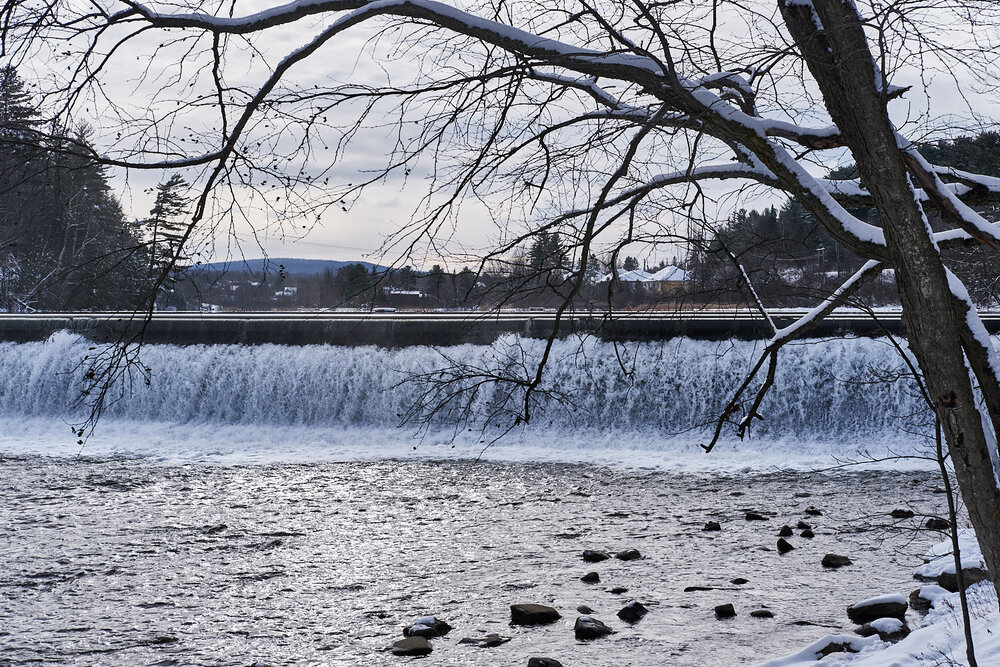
593,265 -> 689,294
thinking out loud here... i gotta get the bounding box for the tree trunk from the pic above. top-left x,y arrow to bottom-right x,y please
781,0 -> 1000,603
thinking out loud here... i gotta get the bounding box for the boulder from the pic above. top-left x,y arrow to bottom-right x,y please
390,637 -> 432,656
511,604 -> 561,626
458,633 -> 510,648
615,548 -> 642,561
890,509 -> 915,519
617,601 -> 649,623
684,586 -> 713,592
925,517 -> 950,531
610,586 -> 629,595
574,615 -> 615,640
714,603 -> 736,619
702,521 -> 722,531
822,554 -> 852,568
937,567 -> 990,592
846,595 -> 907,624
856,617 -> 910,642
576,605 -> 594,614
582,550 -> 611,563
800,529 -> 815,539
731,578 -> 749,585
909,585 -> 949,612
402,616 -> 451,638
527,658 -> 563,667
745,512 -> 768,521
777,538 -> 794,554
750,609 -> 774,618
796,521 -> 812,530
778,525 -> 793,537
581,571 -> 600,583
805,506 -> 823,516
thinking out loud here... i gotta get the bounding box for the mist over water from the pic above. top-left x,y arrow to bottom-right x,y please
0,331 -> 938,467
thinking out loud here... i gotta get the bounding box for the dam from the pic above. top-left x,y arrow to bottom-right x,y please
2,308 -> 997,346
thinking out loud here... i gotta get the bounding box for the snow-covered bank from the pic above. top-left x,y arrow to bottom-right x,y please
758,531 -> 999,666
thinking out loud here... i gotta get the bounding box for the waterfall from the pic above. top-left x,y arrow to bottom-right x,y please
0,331 -> 943,465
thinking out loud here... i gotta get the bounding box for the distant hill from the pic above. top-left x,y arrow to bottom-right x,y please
194,257 -> 387,276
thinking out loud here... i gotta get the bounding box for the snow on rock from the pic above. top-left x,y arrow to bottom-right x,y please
868,617 -> 904,634
755,635 -> 880,666
914,530 -> 986,579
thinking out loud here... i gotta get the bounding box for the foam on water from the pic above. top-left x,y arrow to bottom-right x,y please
0,331 -> 947,469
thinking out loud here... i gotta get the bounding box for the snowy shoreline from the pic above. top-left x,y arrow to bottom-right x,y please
758,530 -> 998,666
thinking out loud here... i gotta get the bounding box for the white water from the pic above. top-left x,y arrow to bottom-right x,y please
0,331 -> 942,469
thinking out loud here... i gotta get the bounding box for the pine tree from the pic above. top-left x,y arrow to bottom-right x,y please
146,174 -> 191,272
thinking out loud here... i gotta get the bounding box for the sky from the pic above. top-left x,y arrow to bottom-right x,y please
22,0 -> 1000,269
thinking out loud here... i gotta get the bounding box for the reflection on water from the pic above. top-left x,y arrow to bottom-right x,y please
0,457 -> 948,666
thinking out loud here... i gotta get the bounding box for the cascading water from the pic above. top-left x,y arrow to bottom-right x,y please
0,330 -> 943,466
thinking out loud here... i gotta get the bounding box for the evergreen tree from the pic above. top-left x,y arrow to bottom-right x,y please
622,256 -> 639,272
146,174 -> 191,272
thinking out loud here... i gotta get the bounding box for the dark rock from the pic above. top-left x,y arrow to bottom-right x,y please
574,615 -> 615,640
581,571 -> 600,583
856,619 -> 910,642
714,603 -> 736,619
777,538 -> 795,554
909,588 -> 932,612
617,601 -> 649,623
822,554 -> 852,568
684,586 -> 713,592
609,586 -> 629,595
204,523 -> 227,534
576,605 -> 594,614
527,658 -> 564,667
510,604 -> 561,626
796,521 -> 812,530
925,517 -> 951,531
391,637 -> 432,656
403,616 -> 452,638
778,525 -> 793,537
731,578 -> 749,585
615,548 -> 642,561
745,512 -> 768,521
937,567 -> 990,592
805,507 -> 823,516
890,509 -> 915,519
750,609 -> 774,618
847,598 -> 907,624
816,641 -> 859,657
582,550 -> 610,563
702,521 -> 722,531
458,633 -> 510,648
800,529 -> 815,539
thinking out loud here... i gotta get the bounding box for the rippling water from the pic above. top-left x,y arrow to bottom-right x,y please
1,456 -> 949,666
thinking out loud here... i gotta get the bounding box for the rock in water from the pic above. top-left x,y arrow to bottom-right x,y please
581,571 -> 600,583
778,525 -> 793,537
458,633 -> 510,648
856,617 -> 910,642
805,507 -> 823,516
574,615 -> 615,640
731,578 -> 749,585
715,603 -> 736,619
576,605 -> 594,614
617,601 -> 649,623
402,616 -> 452,638
800,529 -> 815,539
937,567 -> 990,592
925,517 -> 950,530
847,595 -> 907,624
702,521 -> 722,531
750,609 -> 774,618
796,521 -> 811,530
609,587 -> 628,594
745,512 -> 768,521
822,554 -> 852,568
615,548 -> 642,561
890,509 -> 915,519
527,659 -> 564,667
777,538 -> 795,554
390,637 -> 432,656
582,550 -> 611,563
510,604 -> 561,625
